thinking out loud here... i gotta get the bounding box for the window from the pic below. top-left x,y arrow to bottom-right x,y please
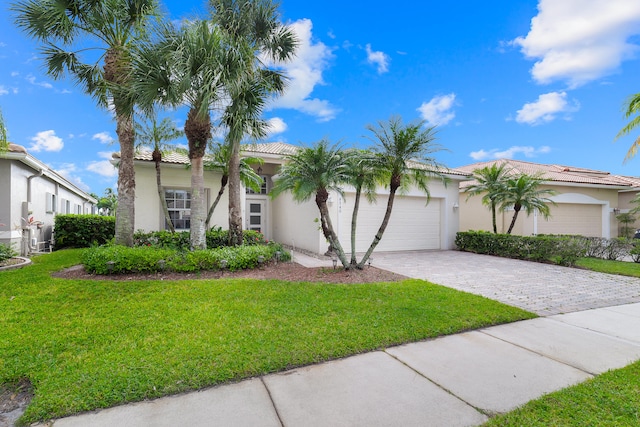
165,189 -> 191,230
60,198 -> 70,214
46,192 -> 57,213
246,176 -> 268,195
75,204 -> 82,214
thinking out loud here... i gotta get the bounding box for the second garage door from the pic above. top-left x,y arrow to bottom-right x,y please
338,194 -> 441,253
537,203 -> 603,237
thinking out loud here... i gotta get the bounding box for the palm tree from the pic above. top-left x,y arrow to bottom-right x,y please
464,163 -> 511,233
500,174 -> 557,234
344,149 -> 383,266
210,0 -> 297,246
12,0 -> 159,247
270,140 -> 352,267
132,20 -> 231,249
0,107 -> 8,152
135,115 -> 184,233
203,142 -> 263,229
615,92 -> 640,162
358,116 -> 444,269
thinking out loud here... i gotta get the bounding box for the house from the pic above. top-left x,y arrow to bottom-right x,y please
125,142 -> 469,255
457,159 -> 635,238
0,144 -> 97,255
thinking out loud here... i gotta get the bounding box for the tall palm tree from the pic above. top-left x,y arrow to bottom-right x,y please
344,149 -> 383,266
358,116 -> 444,269
210,0 -> 297,246
270,140 -> 352,267
135,115 -> 184,233
12,0 -> 158,247
616,92 -> 640,162
464,163 -> 511,233
132,20 -> 231,249
500,174 -> 557,234
203,142 -> 263,229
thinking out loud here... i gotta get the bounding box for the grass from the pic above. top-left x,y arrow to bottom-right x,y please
0,249 -> 535,425
575,257 -> 640,277
483,360 -> 640,426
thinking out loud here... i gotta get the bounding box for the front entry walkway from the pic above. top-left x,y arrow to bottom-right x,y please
373,250 -> 640,315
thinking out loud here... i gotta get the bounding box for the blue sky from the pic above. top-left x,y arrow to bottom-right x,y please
1,0 -> 640,196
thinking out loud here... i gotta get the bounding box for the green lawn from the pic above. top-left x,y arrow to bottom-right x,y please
0,249 -> 535,425
576,257 -> 640,277
483,360 -> 640,426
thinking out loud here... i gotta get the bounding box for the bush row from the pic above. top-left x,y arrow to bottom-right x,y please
456,231 -> 640,265
82,242 -> 291,274
133,228 -> 267,250
54,215 -> 115,249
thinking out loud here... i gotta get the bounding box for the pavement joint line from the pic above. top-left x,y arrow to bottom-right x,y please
381,346 -> 488,417
477,328 -> 599,377
259,377 -> 285,427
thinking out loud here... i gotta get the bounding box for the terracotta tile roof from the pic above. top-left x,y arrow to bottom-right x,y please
243,142 -> 299,156
457,159 -> 633,188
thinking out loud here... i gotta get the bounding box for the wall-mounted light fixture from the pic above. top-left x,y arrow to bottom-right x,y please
613,208 -> 621,214
257,166 -> 263,174
452,202 -> 459,211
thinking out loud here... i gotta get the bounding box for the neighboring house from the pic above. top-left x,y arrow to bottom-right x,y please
615,175 -> 640,235
124,142 -> 469,255
457,159 -> 635,238
0,144 -> 97,255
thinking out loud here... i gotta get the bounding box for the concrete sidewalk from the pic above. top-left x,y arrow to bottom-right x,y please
44,302 -> 640,427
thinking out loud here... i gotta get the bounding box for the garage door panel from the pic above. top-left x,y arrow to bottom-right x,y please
339,195 -> 441,252
538,203 -> 602,237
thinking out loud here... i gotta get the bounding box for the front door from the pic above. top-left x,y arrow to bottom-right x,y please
246,199 -> 266,234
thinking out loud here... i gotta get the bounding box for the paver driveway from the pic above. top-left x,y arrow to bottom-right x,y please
373,250 -> 640,315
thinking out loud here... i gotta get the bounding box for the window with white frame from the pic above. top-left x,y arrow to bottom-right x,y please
165,189 -> 191,230
75,204 -> 82,214
46,192 -> 57,213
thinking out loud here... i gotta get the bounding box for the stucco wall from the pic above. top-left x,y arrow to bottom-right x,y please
134,162 -> 227,232
271,191 -> 323,254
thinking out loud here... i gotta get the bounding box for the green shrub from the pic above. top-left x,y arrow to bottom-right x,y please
0,243 -> 16,262
132,229 -> 268,250
455,231 -> 586,266
82,241 -> 289,274
54,215 -> 115,250
602,237 -> 633,261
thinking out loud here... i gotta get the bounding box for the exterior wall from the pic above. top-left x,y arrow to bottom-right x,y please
618,190 -> 640,236
460,183 -> 619,238
271,190 -> 323,254
133,162 -> 227,232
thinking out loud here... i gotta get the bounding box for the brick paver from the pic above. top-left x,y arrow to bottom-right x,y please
373,251 -> 640,315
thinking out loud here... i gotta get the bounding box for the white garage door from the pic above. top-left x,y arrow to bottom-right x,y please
338,194 -> 441,252
538,203 -> 602,237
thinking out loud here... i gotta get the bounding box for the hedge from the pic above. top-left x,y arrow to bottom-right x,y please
54,214 -> 115,250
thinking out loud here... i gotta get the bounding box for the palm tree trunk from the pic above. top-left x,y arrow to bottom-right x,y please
491,201 -> 497,234
156,160 -> 175,233
316,197 -> 349,268
350,188 -> 362,266
228,139 -> 243,246
506,207 -> 520,234
205,175 -> 228,229
358,187 -> 397,269
190,156 -> 207,249
114,110 -> 135,247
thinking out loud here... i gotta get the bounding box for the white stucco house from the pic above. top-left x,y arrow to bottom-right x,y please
0,144 -> 97,255
123,142 -> 469,255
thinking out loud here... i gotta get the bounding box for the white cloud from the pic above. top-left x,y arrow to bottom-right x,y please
470,146 -> 551,161
26,74 -> 53,89
0,86 -> 7,96
513,0 -> 640,87
266,19 -> 339,122
92,132 -> 114,144
265,117 -> 287,136
29,130 -> 64,152
515,91 -> 580,125
417,93 -> 457,126
87,152 -> 118,178
365,43 -> 390,74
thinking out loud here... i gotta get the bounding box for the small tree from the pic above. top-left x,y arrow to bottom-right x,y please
135,115 -> 184,233
0,107 -> 8,152
270,140 -> 352,267
616,212 -> 637,238
500,174 -> 557,234
464,163 -> 511,233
